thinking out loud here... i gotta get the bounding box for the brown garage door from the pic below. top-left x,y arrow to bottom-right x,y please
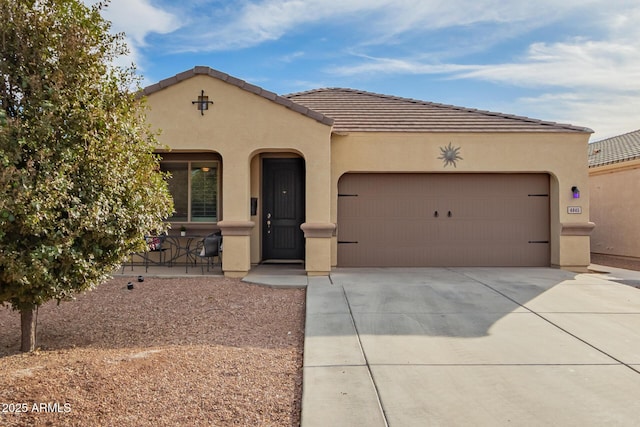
337,173 -> 550,267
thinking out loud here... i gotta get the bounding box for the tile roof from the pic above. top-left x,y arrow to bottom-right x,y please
286,88 -> 592,134
141,66 -> 334,127
588,129 -> 640,168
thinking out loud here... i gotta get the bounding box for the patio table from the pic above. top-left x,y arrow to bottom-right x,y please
123,234 -> 172,273
123,232 -> 221,273
165,234 -> 207,273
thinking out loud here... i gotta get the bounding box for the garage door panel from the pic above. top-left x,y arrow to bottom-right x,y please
340,197 -> 440,220
527,196 -> 550,238
337,173 -> 549,267
340,218 -> 441,243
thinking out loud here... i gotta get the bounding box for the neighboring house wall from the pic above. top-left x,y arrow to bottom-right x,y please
589,160 -> 640,259
588,129 -> 640,263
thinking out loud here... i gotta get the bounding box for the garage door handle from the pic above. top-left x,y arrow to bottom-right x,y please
448,211 -> 452,217
434,211 -> 439,217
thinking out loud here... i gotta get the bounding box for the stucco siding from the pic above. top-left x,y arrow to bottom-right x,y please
330,131 -> 592,268
141,68 -> 593,275
590,165 -> 640,258
145,75 -> 332,220
145,73 -> 333,275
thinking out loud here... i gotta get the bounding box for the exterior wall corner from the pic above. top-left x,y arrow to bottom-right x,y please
218,221 -> 255,275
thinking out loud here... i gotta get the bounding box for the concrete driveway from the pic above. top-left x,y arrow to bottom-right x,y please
301,267 -> 640,426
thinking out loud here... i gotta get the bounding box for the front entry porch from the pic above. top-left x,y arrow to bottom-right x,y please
115,262 -> 316,288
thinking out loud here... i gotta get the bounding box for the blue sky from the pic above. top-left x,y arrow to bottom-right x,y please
97,0 -> 640,141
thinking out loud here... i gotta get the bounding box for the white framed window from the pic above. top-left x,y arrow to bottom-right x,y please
160,160 -> 219,223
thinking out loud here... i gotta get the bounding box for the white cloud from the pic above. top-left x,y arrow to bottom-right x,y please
453,35 -> 640,139
84,0 -> 182,69
331,55 -> 476,76
459,40 -> 640,92
517,92 -> 640,140
325,2 -> 640,140
102,0 -> 181,45
331,38 -> 640,95
173,0 -> 348,51
92,0 -> 639,139
175,0 -> 599,52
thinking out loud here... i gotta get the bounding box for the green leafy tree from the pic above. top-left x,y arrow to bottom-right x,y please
0,0 -> 174,352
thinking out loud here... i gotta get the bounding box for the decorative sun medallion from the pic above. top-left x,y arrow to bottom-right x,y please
438,142 -> 463,168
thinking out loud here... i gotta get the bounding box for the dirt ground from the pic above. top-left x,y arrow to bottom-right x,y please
0,277 -> 306,426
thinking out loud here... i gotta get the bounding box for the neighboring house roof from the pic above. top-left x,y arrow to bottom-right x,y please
588,129 -> 640,168
141,66 -> 334,127
286,88 -> 592,134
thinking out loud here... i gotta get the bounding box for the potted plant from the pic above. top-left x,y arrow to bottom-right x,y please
180,225 -> 187,237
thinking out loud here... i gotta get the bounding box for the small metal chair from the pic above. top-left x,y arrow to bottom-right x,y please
194,233 -> 222,274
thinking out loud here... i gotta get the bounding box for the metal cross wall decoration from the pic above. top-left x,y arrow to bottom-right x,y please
192,90 -> 214,115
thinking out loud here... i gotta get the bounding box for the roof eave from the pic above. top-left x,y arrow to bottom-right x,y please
286,88 -> 593,134
139,66 -> 334,127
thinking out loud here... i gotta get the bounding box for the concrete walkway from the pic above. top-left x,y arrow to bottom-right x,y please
301,266 -> 640,426
242,264 -> 311,288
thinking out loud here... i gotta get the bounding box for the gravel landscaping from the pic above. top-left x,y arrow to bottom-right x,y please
0,276 -> 306,426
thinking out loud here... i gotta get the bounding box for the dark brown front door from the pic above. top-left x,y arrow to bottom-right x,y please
262,158 -> 305,260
